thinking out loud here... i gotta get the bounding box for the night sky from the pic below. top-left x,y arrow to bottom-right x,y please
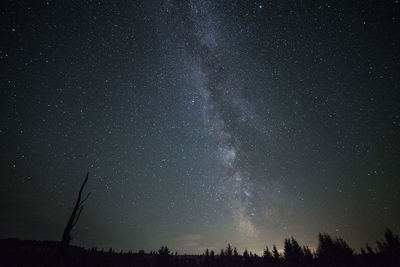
1,0 -> 399,254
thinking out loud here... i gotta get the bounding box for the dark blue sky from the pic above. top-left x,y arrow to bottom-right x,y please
1,0 -> 399,254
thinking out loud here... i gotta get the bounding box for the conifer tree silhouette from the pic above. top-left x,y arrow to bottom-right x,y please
272,244 -> 280,261
377,228 -> 400,254
243,248 -> 250,259
376,228 -> 400,265
263,245 -> 273,266
225,243 -> 233,257
302,245 -> 313,263
205,249 -> 210,257
317,233 -> 353,263
233,247 -> 239,257
284,237 -> 304,265
219,248 -> 224,256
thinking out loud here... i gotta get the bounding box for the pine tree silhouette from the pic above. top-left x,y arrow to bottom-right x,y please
317,233 -> 353,264
263,245 -> 273,266
284,237 -> 303,265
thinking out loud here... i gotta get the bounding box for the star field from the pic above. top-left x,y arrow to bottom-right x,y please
1,0 -> 399,254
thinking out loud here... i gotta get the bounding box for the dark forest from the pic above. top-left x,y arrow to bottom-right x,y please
1,228 -> 399,267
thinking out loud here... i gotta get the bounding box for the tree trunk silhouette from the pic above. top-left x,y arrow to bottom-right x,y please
60,172 -> 91,249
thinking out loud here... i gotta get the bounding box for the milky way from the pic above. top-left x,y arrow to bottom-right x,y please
187,0 -> 257,237
1,0 -> 399,255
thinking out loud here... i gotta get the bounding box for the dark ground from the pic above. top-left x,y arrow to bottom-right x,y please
1,229 -> 399,267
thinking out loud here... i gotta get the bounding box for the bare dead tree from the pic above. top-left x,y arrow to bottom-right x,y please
60,172 -> 91,248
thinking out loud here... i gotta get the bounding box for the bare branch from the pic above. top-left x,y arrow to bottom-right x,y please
79,173 -> 89,196
80,192 -> 91,206
73,205 -> 84,227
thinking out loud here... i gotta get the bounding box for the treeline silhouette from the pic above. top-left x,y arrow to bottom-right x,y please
1,228 -> 399,267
